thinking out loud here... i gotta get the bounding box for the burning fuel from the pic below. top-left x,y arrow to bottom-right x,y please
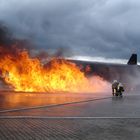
0,44 -> 110,93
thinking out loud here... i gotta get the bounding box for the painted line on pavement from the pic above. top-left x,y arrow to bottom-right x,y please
0,116 -> 140,119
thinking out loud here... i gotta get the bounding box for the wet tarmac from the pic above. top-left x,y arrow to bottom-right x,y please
0,91 -> 140,140
0,91 -> 110,111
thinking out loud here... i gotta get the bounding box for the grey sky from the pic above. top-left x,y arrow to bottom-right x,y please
0,0 -> 140,60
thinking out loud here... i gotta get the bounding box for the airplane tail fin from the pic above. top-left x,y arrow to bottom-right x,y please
127,54 -> 137,65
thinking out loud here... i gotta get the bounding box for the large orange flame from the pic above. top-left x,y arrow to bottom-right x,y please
0,46 -> 110,93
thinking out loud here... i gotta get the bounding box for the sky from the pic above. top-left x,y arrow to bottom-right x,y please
0,0 -> 140,60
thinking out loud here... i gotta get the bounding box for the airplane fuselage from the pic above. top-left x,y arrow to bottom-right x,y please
69,59 -> 140,90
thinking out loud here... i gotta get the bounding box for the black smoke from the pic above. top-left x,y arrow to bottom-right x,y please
0,23 -> 12,45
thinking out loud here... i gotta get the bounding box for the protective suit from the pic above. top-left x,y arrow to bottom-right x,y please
112,80 -> 119,96
112,80 -> 124,96
117,83 -> 124,93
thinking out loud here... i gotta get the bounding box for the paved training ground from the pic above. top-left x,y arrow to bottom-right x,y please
0,92 -> 140,140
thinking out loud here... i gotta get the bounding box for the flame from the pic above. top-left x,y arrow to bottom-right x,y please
0,46 -> 110,93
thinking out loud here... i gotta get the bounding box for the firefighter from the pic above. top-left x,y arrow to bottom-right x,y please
117,82 -> 124,96
112,80 -> 124,96
112,80 -> 119,96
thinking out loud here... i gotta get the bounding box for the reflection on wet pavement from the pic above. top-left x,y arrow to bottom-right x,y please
0,91 -> 110,111
1,91 -> 140,118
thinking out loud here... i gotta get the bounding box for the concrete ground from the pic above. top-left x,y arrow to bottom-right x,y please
0,91 -> 140,140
